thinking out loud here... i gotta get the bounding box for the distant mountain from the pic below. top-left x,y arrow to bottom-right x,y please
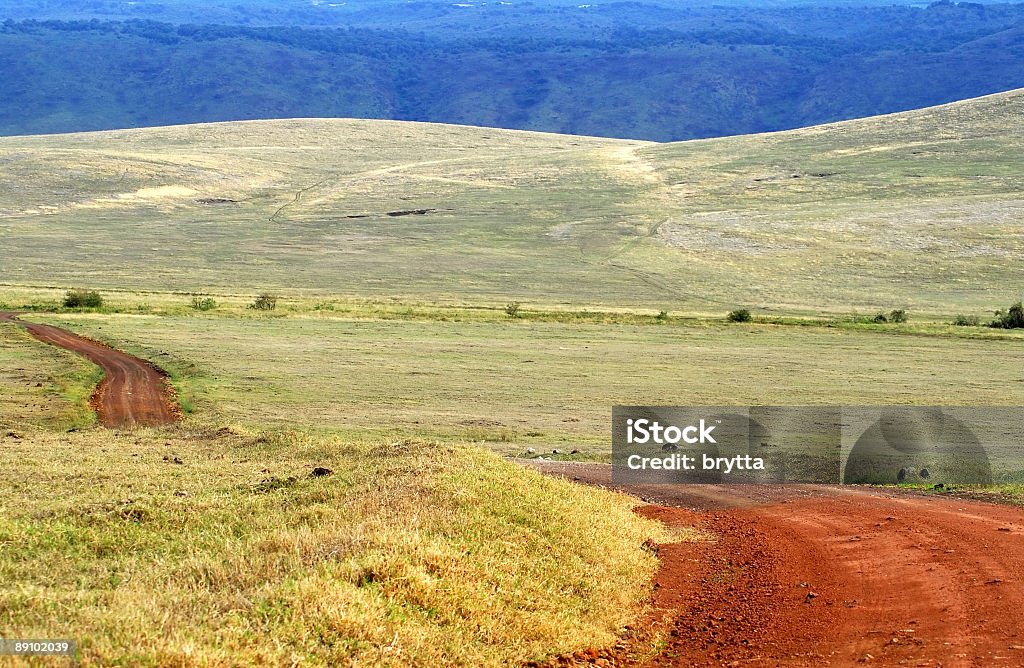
1,2 -> 1023,139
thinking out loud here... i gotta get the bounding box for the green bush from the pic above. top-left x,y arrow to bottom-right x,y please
249,293 -> 278,311
191,297 -> 217,311
63,289 -> 103,308
871,309 -> 907,324
727,308 -> 751,323
655,310 -> 669,322
504,302 -> 521,318
990,302 -> 1024,329
953,314 -> 979,327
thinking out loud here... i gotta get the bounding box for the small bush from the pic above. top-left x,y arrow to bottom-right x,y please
655,310 -> 669,322
953,314 -> 980,327
191,297 -> 217,311
63,289 -> 103,308
504,302 -> 521,318
726,308 -> 751,323
249,293 -> 278,311
990,302 -> 1024,329
869,309 -> 907,324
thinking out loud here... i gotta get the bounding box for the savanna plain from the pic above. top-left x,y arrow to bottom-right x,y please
1,90 -> 1023,665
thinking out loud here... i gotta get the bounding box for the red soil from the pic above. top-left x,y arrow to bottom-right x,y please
1,312 -> 180,428
527,460 -> 1024,667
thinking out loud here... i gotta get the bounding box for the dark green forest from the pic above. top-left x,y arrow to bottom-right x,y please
1,0 -> 1023,139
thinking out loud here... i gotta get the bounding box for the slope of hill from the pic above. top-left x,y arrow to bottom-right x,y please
1,90 -> 1022,314
2,3 -> 1024,140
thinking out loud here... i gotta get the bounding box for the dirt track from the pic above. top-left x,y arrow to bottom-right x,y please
526,460 -> 1024,667
0,312 -> 179,428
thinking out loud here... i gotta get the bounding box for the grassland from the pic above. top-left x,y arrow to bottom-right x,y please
5,291 -> 1020,664
2,91 -> 1024,664
16,309 -> 1024,455
1,90 -> 1022,314
0,318 -> 672,666
0,321 -> 97,430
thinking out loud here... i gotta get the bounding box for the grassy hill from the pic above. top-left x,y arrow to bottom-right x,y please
2,89 -> 1022,315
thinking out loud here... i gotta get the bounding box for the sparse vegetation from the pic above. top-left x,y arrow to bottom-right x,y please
727,308 -> 751,323
990,302 -> 1024,329
190,296 -> 217,311
504,301 -> 522,318
249,293 -> 277,311
62,289 -> 103,308
872,309 -> 908,324
655,310 -> 669,322
953,314 -> 980,327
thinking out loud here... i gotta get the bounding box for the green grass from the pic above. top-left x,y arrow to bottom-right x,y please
889,482 -> 1024,507
0,322 -> 98,430
21,309 -> 1024,458
1,90 -> 1022,314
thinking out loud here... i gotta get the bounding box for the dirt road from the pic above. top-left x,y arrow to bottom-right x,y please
0,312 -> 179,428
526,460 -> 1024,667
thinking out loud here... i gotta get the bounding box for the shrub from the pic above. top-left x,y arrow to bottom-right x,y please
655,310 -> 669,322
191,297 -> 217,311
990,302 -> 1024,329
504,302 -> 521,318
63,289 -> 103,308
249,293 -> 278,311
872,313 -> 888,324
727,308 -> 751,323
888,309 -> 908,323
953,314 -> 979,327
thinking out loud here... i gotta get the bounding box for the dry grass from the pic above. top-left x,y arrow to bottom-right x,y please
0,322 -> 671,666
1,91 -> 1022,313
0,423 -> 668,666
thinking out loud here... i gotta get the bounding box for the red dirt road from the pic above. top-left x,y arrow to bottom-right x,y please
0,312 -> 179,428
526,461 -> 1024,667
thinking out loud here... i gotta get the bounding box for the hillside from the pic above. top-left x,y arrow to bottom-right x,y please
2,3 -> 1024,139
1,89 -> 1022,314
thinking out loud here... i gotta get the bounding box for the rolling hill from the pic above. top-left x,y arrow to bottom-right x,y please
1,89 -> 1022,315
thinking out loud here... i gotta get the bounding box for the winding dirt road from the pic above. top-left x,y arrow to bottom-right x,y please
527,460 -> 1024,667
0,312 -> 179,428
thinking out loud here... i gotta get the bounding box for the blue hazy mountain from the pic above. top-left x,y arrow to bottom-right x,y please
1,0 -> 1023,139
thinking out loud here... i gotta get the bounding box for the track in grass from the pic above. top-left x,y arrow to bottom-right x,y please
528,460 -> 1024,667
0,312 -> 179,428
